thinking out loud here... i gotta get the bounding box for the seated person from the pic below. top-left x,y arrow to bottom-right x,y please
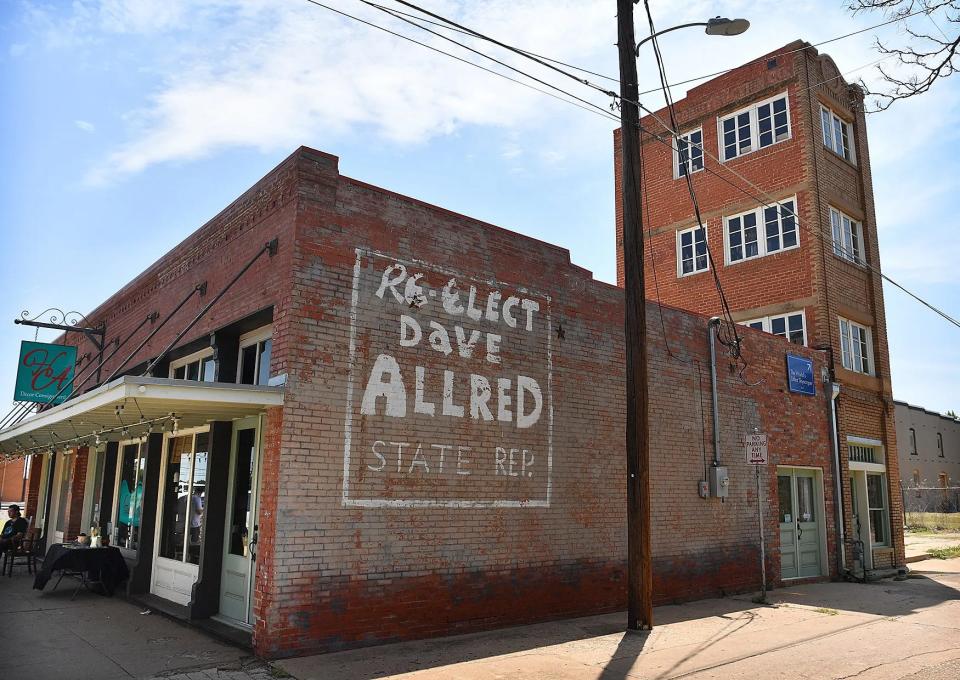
0,504 -> 28,555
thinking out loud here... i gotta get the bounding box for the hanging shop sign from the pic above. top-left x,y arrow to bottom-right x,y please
786,353 -> 815,396
14,341 -> 77,405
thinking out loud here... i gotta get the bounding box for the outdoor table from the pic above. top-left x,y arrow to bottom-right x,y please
33,544 -> 129,597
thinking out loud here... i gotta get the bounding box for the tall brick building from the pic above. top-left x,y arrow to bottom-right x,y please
2,146 -> 839,658
614,41 -> 904,576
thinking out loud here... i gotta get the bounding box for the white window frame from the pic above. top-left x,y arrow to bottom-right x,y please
839,317 -> 874,375
674,127 -> 704,178
829,207 -> 864,265
718,90 -> 791,161
237,325 -> 273,386
676,225 -> 709,277
866,472 -> 890,548
740,310 -> 807,346
169,347 -> 215,382
820,105 -> 855,163
724,196 -> 799,264
111,438 -> 148,555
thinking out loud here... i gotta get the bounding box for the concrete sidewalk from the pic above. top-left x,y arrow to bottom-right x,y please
279,558 -> 960,680
0,570 -> 272,680
904,529 -> 960,563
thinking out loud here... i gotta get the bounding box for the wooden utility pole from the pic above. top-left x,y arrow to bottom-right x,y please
617,0 -> 653,630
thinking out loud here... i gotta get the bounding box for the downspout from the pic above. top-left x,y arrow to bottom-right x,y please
829,382 -> 847,576
708,317 -> 722,467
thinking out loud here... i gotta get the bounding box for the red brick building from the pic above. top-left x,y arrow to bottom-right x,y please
614,41 -> 904,577
3,146 -> 835,658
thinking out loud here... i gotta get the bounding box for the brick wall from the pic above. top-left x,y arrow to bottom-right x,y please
0,457 -> 26,502
63,447 -> 89,541
250,149 -> 834,657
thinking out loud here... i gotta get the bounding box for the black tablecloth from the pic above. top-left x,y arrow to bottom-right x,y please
33,544 -> 129,595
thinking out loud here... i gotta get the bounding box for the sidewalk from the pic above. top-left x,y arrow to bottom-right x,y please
278,558 -> 960,680
904,529 -> 960,563
0,571 -> 270,680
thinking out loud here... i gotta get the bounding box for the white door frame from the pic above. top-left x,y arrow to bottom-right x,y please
48,452 -> 70,543
777,465 -> 829,579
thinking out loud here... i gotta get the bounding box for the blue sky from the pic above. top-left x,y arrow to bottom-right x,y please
1,0 -> 957,415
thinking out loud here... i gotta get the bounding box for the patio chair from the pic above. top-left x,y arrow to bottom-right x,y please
3,527 -> 42,577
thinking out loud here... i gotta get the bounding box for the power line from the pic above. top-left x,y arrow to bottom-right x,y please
301,0 -> 621,123
311,0 -> 959,332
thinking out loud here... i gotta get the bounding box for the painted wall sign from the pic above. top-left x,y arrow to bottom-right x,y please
786,353 -> 815,396
342,249 -> 553,508
14,340 -> 77,405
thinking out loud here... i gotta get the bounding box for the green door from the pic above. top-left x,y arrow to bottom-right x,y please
777,469 -> 822,579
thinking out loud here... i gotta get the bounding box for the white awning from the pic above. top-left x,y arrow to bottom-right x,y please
0,376 -> 284,456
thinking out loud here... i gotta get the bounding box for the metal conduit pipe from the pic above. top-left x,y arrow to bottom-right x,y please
830,382 -> 848,575
708,316 -> 722,467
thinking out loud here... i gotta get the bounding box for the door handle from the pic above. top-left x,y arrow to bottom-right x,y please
797,522 -> 803,540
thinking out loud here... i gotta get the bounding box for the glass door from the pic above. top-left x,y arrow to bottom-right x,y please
151,430 -> 210,605
777,468 -> 822,579
219,417 -> 262,626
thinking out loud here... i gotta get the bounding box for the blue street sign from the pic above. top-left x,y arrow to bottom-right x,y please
786,353 -> 816,396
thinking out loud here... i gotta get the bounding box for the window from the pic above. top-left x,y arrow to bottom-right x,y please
675,128 -> 704,177
238,326 -> 272,386
830,207 -> 864,264
719,92 -> 790,161
113,440 -> 147,552
909,428 -> 917,455
170,348 -> 215,382
839,318 -> 873,375
937,432 -> 944,457
741,310 -> 806,345
677,226 -> 708,276
821,106 -> 854,162
866,473 -> 889,547
158,431 -> 209,566
848,444 -> 877,464
726,198 -> 798,263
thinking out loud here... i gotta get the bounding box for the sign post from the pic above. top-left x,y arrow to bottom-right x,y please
746,431 -> 768,602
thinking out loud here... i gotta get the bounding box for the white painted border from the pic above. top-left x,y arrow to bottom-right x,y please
341,248 -> 554,509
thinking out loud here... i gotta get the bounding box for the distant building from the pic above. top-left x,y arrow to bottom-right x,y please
614,40 -> 904,575
895,401 -> 960,513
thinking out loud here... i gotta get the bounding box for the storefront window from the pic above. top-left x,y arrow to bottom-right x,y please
114,442 -> 146,551
158,432 -> 209,564
55,454 -> 74,533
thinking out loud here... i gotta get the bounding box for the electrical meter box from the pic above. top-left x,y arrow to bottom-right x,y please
709,466 -> 730,498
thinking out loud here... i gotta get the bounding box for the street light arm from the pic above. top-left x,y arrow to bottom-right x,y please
635,22 -> 707,56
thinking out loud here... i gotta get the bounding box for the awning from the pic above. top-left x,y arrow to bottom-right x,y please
0,376 -> 284,456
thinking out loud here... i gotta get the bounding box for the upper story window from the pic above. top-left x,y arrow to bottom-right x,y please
820,105 -> 854,162
677,225 -> 708,276
937,432 -> 944,457
675,128 -> 704,178
238,326 -> 272,386
725,197 -> 798,264
830,207 -> 864,265
839,317 -> 873,375
719,92 -> 790,161
742,310 -> 807,346
170,348 -> 215,382
909,428 -> 918,455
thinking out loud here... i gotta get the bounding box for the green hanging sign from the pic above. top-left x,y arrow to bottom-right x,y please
14,341 -> 77,405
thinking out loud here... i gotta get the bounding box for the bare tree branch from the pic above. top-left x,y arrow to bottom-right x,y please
849,0 -> 960,110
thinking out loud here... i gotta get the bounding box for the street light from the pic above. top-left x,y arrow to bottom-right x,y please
635,16 -> 750,55
617,3 -> 749,632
